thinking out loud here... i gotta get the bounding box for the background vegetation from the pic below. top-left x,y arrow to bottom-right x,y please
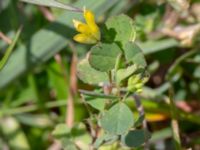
0,0 -> 200,149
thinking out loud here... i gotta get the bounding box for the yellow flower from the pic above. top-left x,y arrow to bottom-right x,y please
73,8 -> 100,44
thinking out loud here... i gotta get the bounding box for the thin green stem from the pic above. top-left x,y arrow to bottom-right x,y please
79,89 -> 119,99
0,27 -> 22,70
114,53 -> 122,74
114,53 -> 122,97
122,92 -> 130,101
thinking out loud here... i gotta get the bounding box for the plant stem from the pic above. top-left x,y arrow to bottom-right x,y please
133,94 -> 149,150
114,53 -> 122,97
133,94 -> 148,129
168,83 -> 182,150
122,92 -> 130,101
79,89 -> 118,99
55,53 -> 74,128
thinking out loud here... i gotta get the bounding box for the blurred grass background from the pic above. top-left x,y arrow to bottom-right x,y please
0,0 -> 200,149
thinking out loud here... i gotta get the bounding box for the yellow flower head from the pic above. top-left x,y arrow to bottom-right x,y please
73,8 -> 100,44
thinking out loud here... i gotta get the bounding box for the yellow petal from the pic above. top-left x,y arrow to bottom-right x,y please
73,19 -> 92,35
92,28 -> 101,41
73,33 -> 97,44
73,19 -> 82,29
83,9 -> 96,26
77,24 -> 91,35
83,9 -> 101,40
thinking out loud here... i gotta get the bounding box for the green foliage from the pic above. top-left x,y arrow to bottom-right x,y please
52,123 -> 92,150
1,0 -> 200,149
121,129 -> 151,148
77,58 -> 109,84
16,114 -> 53,128
83,95 -> 107,111
134,115 -> 145,128
47,60 -> 69,99
104,14 -> 136,45
123,42 -> 146,67
0,117 -> 30,150
94,134 -> 118,148
76,12 -> 149,149
0,27 -> 22,70
127,72 -> 149,93
139,38 -> 179,54
60,139 -> 78,150
89,43 -> 122,72
0,0 -> 119,89
52,123 -> 71,138
100,102 -> 134,135
116,64 -> 137,84
20,0 -> 81,12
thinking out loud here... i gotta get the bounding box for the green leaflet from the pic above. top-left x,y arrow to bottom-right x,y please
100,102 -> 134,135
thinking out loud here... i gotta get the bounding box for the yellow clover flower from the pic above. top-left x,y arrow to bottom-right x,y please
73,8 -> 100,44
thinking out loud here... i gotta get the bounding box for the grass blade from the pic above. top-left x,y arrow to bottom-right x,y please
139,38 -> 179,55
20,0 -> 82,12
0,27 -> 22,70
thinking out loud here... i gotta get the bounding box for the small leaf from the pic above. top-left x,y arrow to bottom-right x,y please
94,136 -> 105,149
89,43 -> 122,72
123,42 -> 146,68
105,14 -> 136,45
121,129 -> 151,148
83,95 -> 107,111
116,64 -> 137,84
52,124 -> 71,138
71,123 -> 92,149
94,134 -> 118,148
77,58 -> 109,85
100,102 -> 134,135
61,138 -> 78,150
